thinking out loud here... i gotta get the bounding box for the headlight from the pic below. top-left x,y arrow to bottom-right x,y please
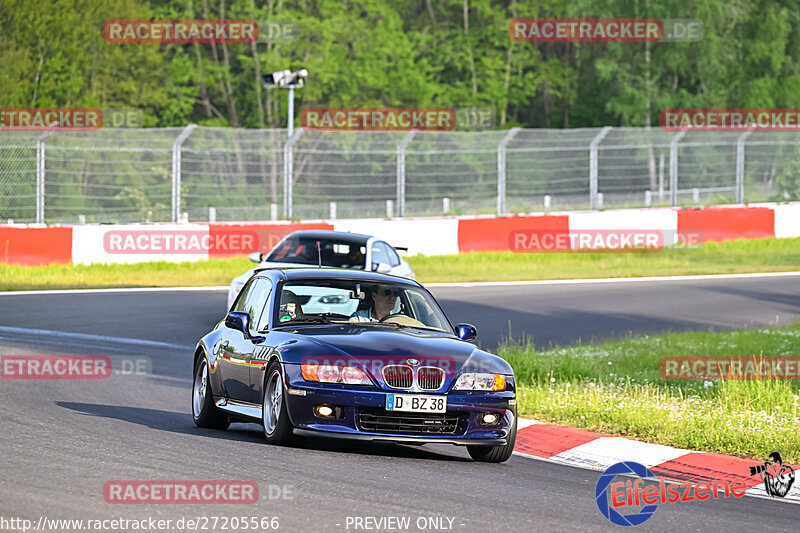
301,364 -> 372,385
453,373 -> 506,391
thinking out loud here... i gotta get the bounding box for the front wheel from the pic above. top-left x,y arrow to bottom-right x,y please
192,356 -> 229,429
262,361 -> 293,445
467,414 -> 516,463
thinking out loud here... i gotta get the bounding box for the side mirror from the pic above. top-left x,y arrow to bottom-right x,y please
456,323 -> 477,342
372,262 -> 392,273
225,311 -> 250,334
248,251 -> 264,263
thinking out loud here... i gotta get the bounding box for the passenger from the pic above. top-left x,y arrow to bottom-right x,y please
279,290 -> 305,322
344,246 -> 365,269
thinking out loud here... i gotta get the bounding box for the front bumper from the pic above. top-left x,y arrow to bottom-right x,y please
292,428 -> 506,446
282,363 -> 516,444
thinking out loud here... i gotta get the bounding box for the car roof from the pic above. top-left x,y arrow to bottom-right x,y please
254,266 -> 421,286
281,230 -> 373,243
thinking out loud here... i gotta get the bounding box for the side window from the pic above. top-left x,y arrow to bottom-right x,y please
382,243 -> 401,267
371,242 -> 391,267
243,278 -> 273,335
406,291 -> 448,331
232,278 -> 255,312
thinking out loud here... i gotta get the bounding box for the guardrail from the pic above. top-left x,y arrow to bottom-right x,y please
2,203 -> 798,265
1,127 -> 798,224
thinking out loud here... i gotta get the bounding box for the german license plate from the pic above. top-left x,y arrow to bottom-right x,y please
386,394 -> 446,413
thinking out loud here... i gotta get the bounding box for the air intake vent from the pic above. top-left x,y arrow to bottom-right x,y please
417,366 -> 445,391
358,408 -> 466,435
382,365 -> 413,389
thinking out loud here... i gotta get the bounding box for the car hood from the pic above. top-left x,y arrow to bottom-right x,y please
274,325 -> 513,384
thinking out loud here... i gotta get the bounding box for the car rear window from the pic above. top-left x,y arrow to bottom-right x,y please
267,236 -> 366,269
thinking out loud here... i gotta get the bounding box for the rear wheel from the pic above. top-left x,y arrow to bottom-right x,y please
192,357 -> 229,429
262,361 -> 293,445
467,414 -> 517,463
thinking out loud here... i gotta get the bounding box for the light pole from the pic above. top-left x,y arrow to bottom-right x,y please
262,69 -> 308,137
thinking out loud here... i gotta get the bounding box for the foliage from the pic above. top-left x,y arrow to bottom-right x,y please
2,0 -> 799,129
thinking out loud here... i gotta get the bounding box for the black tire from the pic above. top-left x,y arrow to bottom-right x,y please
467,414 -> 517,463
262,360 -> 294,445
192,356 -> 230,429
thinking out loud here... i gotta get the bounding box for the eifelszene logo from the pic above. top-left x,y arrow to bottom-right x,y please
749,452 -> 795,498
595,461 -> 748,526
595,462 -> 659,527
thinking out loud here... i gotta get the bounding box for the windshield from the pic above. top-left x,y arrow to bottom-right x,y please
276,280 -> 452,333
266,236 -> 366,269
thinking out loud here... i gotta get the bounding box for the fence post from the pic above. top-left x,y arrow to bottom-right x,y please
736,128 -> 754,204
35,123 -> 59,224
589,126 -> 612,211
172,124 -> 197,223
283,128 -> 304,218
396,131 -> 416,217
669,130 -> 688,207
497,127 -> 521,215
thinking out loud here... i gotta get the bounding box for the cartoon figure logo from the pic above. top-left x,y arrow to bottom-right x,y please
749,452 -> 795,498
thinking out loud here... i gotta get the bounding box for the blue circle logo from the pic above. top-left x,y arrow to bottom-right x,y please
595,461 -> 658,527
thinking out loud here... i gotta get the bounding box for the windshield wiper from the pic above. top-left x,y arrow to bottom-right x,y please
275,317 -> 333,326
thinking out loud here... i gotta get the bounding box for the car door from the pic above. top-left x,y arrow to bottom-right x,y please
234,277 -> 273,404
247,280 -> 276,405
218,277 -> 271,403
240,277 -> 273,403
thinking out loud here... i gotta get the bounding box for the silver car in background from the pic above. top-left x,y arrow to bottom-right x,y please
227,230 -> 415,308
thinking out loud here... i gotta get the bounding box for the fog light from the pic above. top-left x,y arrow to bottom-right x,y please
481,412 -> 500,425
316,405 -> 334,417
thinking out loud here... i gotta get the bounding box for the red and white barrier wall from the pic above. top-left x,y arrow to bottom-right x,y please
1,203 -> 798,265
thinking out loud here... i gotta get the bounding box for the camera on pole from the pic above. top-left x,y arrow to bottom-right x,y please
263,69 -> 308,89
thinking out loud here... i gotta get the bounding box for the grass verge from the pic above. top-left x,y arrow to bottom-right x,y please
1,237 -> 799,290
500,324 -> 800,462
412,236 -> 800,282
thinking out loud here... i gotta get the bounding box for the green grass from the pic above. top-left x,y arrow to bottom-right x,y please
0,257 -> 253,290
500,325 -> 800,462
1,236 -> 798,290
411,236 -> 800,282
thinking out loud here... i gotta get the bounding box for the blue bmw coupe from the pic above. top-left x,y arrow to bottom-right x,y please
192,268 -> 517,462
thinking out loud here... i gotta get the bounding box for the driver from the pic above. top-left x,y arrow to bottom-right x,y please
350,286 -> 398,322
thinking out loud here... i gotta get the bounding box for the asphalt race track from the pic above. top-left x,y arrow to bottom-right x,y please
1,273 -> 799,532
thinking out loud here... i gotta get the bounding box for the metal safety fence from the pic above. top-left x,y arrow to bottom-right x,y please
1,126 -> 798,224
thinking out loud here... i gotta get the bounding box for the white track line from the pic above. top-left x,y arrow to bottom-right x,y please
0,271 -> 798,296
426,271 -> 800,288
0,325 -> 192,350
0,286 -> 229,296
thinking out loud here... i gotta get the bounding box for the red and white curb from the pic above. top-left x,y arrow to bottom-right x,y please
514,418 -> 800,504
